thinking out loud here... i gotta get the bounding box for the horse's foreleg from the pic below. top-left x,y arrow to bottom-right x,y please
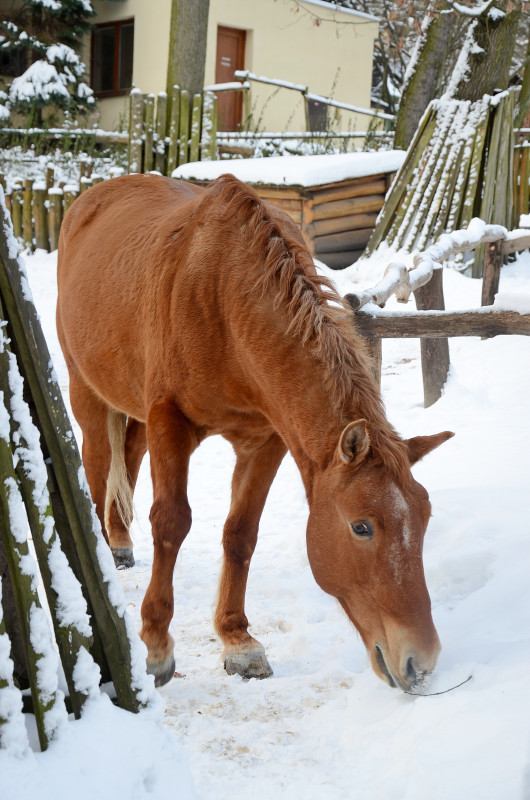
140,399 -> 197,687
215,432 -> 286,679
106,417 -> 147,568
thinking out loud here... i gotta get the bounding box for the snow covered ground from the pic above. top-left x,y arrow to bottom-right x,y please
1,239 -> 530,799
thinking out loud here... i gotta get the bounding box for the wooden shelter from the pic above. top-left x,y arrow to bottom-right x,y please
255,172 -> 395,269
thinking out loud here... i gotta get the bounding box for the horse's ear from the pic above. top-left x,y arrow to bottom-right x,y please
339,419 -> 370,465
405,431 -> 454,466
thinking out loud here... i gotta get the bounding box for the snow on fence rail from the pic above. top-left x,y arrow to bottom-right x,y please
347,221 -> 530,407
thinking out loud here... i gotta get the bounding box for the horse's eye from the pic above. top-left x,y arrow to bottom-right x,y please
350,521 -> 373,538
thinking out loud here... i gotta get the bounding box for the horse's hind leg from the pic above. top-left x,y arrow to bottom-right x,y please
215,432 -> 287,679
106,416 -> 147,568
67,368 -> 112,537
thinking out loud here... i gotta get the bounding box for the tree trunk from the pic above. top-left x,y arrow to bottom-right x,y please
455,3 -> 522,101
166,0 -> 210,112
515,25 -> 530,127
394,8 -> 457,149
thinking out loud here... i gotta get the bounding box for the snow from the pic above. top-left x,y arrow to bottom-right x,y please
173,151 -> 407,187
1,232 -> 530,798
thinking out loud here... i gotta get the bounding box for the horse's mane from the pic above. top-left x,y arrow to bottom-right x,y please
201,175 -> 411,485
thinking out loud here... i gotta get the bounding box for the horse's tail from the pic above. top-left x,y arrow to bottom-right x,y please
105,408 -> 134,532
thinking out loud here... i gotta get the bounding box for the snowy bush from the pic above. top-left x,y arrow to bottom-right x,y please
0,0 -> 95,126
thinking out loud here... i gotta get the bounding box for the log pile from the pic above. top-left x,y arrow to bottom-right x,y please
365,90 -> 518,277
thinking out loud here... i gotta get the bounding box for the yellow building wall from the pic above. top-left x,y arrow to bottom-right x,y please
90,0 -> 378,134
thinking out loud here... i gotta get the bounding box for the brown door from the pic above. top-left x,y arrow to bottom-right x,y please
215,26 -> 246,132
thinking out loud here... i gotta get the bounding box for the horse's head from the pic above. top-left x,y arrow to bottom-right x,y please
306,419 -> 453,691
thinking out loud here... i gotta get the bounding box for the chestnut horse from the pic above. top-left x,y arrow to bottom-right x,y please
57,173 -> 452,691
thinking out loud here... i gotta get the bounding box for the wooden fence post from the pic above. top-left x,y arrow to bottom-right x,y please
155,92 -> 168,174
22,179 -> 32,252
33,184 -> 49,251
178,89 -> 191,167
167,85 -> 181,175
481,239 -> 503,306
143,93 -> 155,173
10,188 -> 22,240
189,93 -> 202,163
47,189 -> 63,252
201,91 -> 217,161
414,268 -> 450,407
128,90 -> 145,174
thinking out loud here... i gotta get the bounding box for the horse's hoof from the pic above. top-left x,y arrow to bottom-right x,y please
224,649 -> 273,680
111,547 -> 135,569
146,653 -> 176,688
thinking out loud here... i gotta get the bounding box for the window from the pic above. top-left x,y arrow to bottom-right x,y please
91,19 -> 134,96
0,47 -> 26,78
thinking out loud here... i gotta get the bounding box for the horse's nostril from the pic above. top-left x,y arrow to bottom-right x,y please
406,656 -> 417,683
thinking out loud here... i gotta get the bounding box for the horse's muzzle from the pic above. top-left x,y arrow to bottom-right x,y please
374,641 -> 439,692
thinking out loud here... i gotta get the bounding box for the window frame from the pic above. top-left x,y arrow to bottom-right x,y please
90,17 -> 134,98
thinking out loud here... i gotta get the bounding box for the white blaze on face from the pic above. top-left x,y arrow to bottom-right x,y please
388,481 -> 412,548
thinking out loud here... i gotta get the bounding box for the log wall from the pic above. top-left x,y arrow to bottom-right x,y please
254,171 -> 395,270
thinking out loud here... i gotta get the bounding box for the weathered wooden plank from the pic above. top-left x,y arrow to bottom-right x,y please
0,411 -> 60,750
155,92 -> 167,174
189,93 -> 202,163
0,330 -> 92,719
10,189 -> 22,240
395,104 -> 459,252
143,93 -> 155,173
200,90 -> 217,162
33,186 -> 49,251
518,145 -> 529,217
47,189 -> 63,252
128,90 -> 145,174
253,187 -> 305,201
306,172 -> 389,195
501,232 -> 530,254
0,199 -> 143,713
256,194 -> 304,212
481,240 -> 503,306
167,85 -> 181,174
178,90 -> 191,166
414,269 -> 450,407
309,177 -> 387,205
350,308 -> 530,338
23,179 -> 32,252
310,212 -> 379,238
364,104 -> 437,254
312,194 -> 384,221
459,102 -> 490,228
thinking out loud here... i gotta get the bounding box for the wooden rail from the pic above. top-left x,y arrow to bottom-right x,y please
346,224 -> 530,407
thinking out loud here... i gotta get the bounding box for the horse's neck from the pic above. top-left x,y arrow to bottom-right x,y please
247,326 -> 353,486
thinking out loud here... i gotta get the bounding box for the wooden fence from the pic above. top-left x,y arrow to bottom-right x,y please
347,223 -> 530,407
0,162 -> 100,253
128,86 -> 217,175
0,190 -> 151,753
366,91 -> 519,277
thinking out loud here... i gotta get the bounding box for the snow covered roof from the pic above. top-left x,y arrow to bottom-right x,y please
172,151 -> 406,189
302,0 -> 379,22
